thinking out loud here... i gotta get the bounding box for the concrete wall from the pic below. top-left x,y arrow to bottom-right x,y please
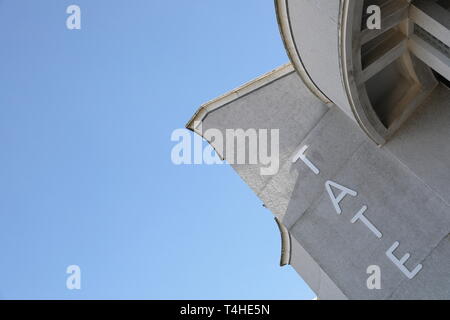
198,69 -> 329,218
188,65 -> 450,299
285,87 -> 450,299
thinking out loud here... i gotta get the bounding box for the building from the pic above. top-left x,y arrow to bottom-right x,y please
187,0 -> 450,299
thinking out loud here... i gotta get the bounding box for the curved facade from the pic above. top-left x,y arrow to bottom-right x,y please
276,0 -> 441,144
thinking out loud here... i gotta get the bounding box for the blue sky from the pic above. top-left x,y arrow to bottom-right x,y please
0,0 -> 314,299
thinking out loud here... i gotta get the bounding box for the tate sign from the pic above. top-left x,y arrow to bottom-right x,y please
293,145 -> 423,280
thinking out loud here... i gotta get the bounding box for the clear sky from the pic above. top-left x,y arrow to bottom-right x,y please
0,0 -> 314,299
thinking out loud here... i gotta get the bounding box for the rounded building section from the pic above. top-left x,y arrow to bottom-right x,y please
276,0 -> 449,145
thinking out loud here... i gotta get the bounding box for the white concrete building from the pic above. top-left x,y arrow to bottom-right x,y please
187,0 -> 450,299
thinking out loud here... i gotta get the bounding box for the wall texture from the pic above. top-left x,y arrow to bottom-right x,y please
189,66 -> 450,299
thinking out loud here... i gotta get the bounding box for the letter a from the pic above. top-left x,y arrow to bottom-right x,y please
66,5 -> 81,30
171,129 -> 192,165
366,5 -> 381,30
325,180 -> 357,214
366,265 -> 381,290
66,265 -> 81,290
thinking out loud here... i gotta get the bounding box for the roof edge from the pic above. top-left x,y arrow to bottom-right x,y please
274,0 -> 331,104
185,63 -> 295,131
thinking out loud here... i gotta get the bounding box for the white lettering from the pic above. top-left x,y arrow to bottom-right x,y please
366,5 -> 381,30
66,5 -> 81,30
325,180 -> 357,214
259,129 -> 280,176
351,205 -> 382,239
386,241 -> 423,279
292,145 -> 319,174
366,265 -> 381,289
66,265 -> 81,290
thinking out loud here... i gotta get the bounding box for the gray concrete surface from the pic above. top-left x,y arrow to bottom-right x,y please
188,69 -> 450,299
